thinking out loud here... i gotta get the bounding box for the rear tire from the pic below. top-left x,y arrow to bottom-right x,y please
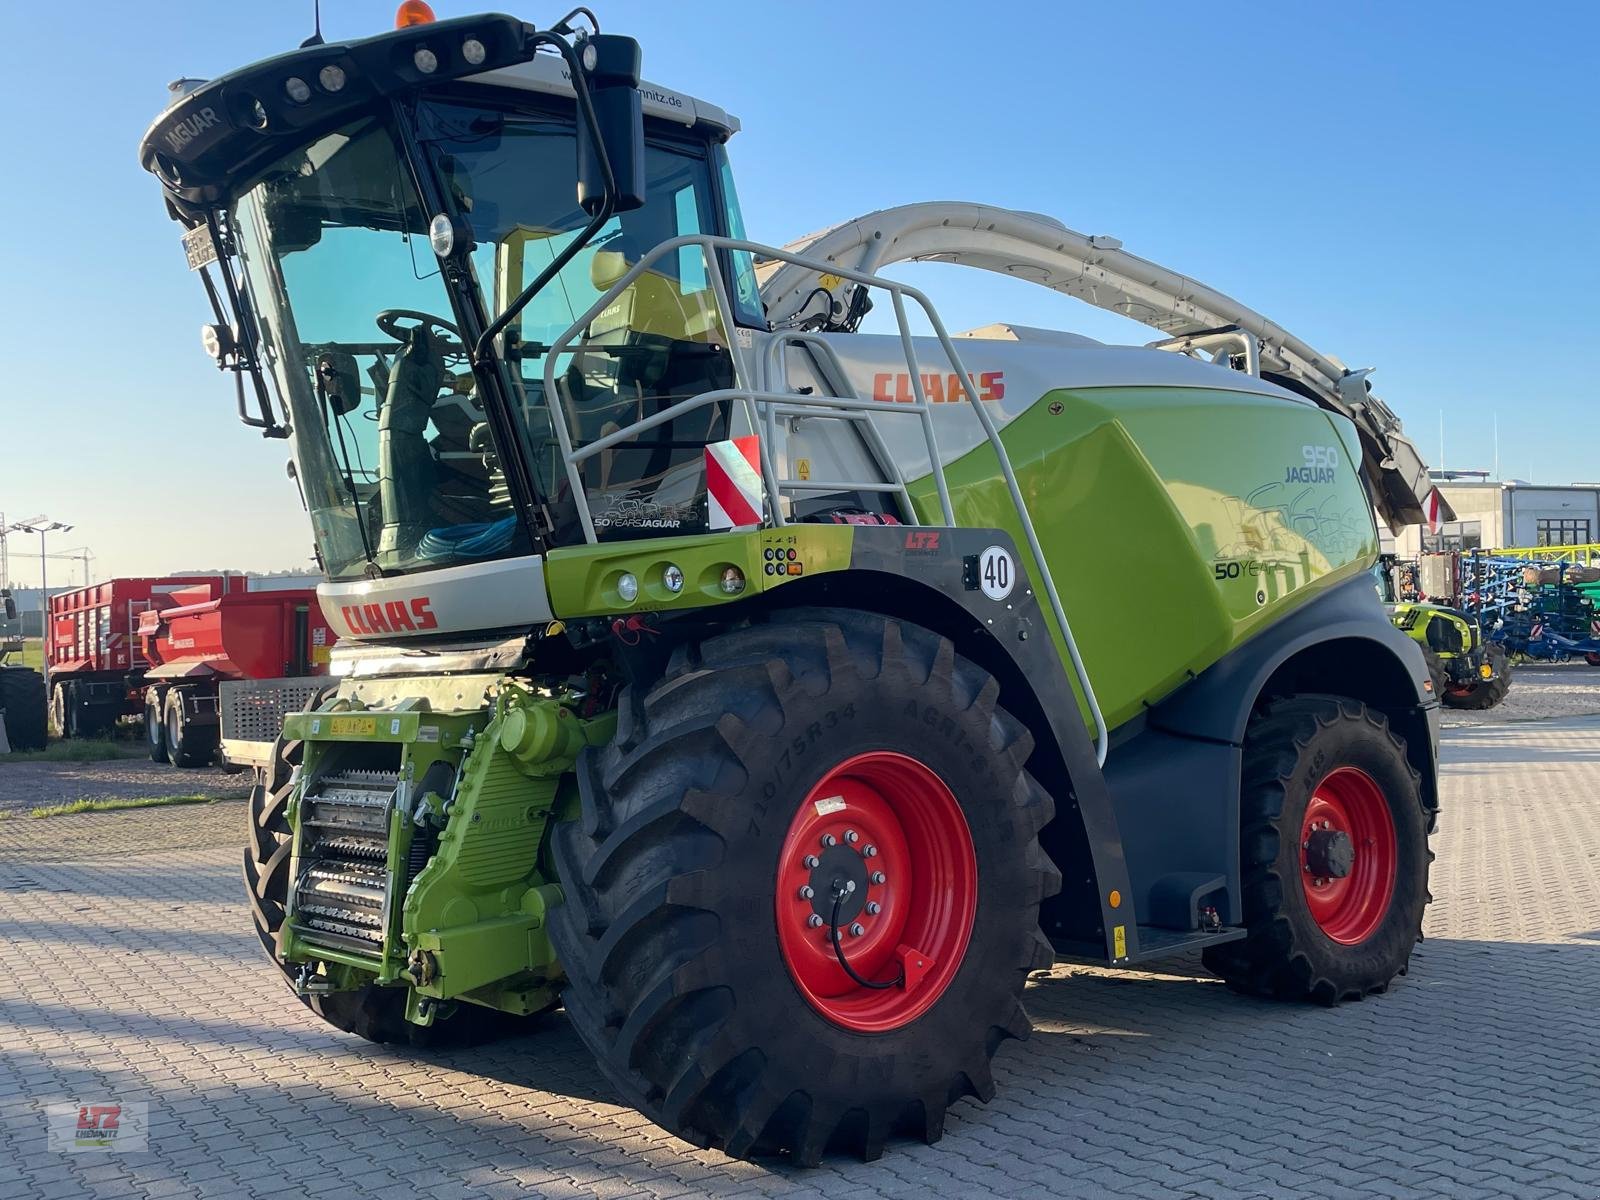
1202,696 -> 1432,1004
146,689 -> 170,764
164,689 -> 215,768
548,610 -> 1058,1163
0,668 -> 48,752
1439,644 -> 1511,710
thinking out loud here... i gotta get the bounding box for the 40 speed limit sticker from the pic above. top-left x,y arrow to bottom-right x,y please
978,545 -> 1016,601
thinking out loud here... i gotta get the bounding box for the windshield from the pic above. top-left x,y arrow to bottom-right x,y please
232,117 -> 530,581
417,97 -> 763,542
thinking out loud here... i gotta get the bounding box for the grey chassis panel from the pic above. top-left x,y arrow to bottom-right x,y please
1108,572 -> 1442,934
839,525 -> 1138,964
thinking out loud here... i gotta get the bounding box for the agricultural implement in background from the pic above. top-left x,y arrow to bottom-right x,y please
1424,551 -> 1600,666
44,575 -> 335,765
140,6 -> 1441,1164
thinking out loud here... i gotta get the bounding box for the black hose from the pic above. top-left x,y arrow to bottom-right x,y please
829,888 -> 903,990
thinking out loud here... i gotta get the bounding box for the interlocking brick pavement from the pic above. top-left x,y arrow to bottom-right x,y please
2,718 -> 1599,1198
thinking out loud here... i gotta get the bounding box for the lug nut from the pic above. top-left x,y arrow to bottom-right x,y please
798,885 -> 814,900
863,844 -> 878,858
803,855 -> 820,869
866,901 -> 881,915
871,871 -> 886,885
845,830 -> 859,844
850,923 -> 865,937
821,833 -> 837,848
808,914 -> 824,928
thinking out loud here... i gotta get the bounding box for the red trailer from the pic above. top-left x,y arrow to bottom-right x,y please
138,582 -> 336,766
46,576 -> 335,766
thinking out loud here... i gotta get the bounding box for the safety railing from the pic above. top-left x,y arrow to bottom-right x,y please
537,234 -> 1108,764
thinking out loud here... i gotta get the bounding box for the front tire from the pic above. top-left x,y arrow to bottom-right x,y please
1439,644 -> 1511,710
1202,696 -> 1432,1004
548,610 -> 1058,1164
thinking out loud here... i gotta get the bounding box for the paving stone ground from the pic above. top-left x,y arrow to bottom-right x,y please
2,717 -> 1598,1198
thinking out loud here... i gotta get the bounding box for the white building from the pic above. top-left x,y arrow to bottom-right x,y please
1393,479 -> 1600,556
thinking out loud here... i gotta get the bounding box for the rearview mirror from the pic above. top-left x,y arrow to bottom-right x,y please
2,590 -> 16,623
575,35 -> 645,216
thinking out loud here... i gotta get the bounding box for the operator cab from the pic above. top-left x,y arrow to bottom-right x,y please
142,11 -> 761,586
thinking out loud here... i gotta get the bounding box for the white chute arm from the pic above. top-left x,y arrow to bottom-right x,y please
756,202 -> 1439,532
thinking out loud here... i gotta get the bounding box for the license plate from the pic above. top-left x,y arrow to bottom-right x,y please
329,716 -> 377,736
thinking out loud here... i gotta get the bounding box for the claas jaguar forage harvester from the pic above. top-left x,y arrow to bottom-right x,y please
140,5 -> 1442,1164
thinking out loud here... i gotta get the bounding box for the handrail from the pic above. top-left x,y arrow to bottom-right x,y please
538,233 -> 1109,764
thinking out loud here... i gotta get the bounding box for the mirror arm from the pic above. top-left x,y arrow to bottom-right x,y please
473,32 -> 617,366
205,210 -> 290,439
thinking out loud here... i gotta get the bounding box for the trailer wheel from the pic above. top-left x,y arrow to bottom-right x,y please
1439,645 -> 1511,710
244,721 -> 544,1047
146,689 -> 170,764
0,668 -> 48,752
164,689 -> 214,768
549,610 -> 1058,1163
49,682 -> 67,737
1202,696 -> 1431,1003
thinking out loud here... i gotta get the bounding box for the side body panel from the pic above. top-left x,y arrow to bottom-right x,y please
906,385 -> 1377,730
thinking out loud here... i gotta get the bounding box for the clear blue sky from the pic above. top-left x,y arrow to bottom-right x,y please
2,0 -> 1595,584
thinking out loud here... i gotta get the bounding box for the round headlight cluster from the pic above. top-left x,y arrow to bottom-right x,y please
428,213 -> 455,258
319,64 -> 347,92
616,572 -> 639,604
284,76 -> 312,104
462,38 -> 487,66
662,564 -> 685,594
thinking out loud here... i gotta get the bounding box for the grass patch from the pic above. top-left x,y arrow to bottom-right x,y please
26,794 -> 216,820
1,738 -> 143,764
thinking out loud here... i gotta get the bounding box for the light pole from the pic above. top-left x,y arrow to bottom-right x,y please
3,517 -> 73,696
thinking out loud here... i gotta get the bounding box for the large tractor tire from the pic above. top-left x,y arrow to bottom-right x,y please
1419,647 -> 1450,700
145,689 -> 170,764
0,667 -> 48,752
1202,696 -> 1432,1004
1439,644 -> 1512,711
548,609 -> 1058,1164
164,689 -> 216,768
244,723 -> 538,1047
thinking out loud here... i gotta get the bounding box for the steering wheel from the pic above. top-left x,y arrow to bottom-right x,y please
376,309 -> 466,359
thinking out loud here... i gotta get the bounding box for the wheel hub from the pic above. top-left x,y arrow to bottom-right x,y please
806,842 -> 870,924
1304,828 -> 1354,879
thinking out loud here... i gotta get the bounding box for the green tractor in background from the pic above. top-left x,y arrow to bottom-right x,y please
1390,603 -> 1511,711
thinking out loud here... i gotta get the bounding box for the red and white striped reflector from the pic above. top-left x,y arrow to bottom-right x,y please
706,435 -> 763,530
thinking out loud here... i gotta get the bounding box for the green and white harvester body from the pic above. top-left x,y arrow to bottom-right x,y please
141,9 -> 1442,1164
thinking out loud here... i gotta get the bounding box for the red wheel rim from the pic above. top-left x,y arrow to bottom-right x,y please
774,751 -> 977,1032
1300,766 -> 1397,945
